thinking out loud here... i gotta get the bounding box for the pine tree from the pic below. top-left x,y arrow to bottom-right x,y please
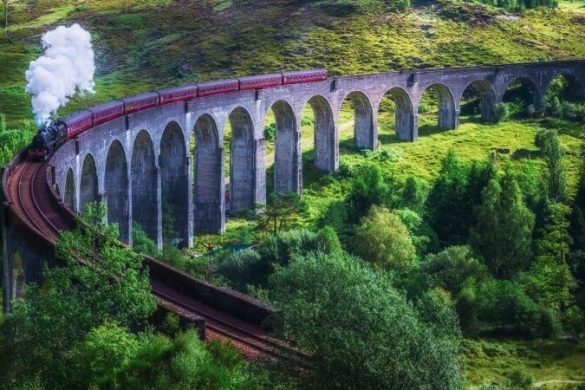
523,203 -> 576,311
426,150 -> 471,246
543,131 -> 568,204
471,175 -> 535,278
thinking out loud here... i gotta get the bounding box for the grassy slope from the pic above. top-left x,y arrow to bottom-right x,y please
1,0 -> 585,126
2,0 -> 585,386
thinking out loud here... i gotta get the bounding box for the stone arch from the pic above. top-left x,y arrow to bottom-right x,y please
12,251 -> 25,299
544,72 -> 585,102
270,100 -> 298,193
418,83 -> 457,131
131,130 -> 158,242
379,87 -> 416,142
303,95 -> 337,172
160,121 -> 189,247
80,154 -> 99,213
193,114 -> 223,233
502,76 -> 542,113
227,107 -> 255,215
64,168 -> 76,211
105,140 -> 129,242
460,80 -> 497,123
343,91 -> 374,149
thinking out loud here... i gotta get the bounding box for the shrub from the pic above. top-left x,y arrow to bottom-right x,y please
493,102 -> 510,123
353,205 -> 416,270
269,251 -> 461,389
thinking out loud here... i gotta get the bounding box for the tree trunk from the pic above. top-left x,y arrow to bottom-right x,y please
3,0 -> 7,32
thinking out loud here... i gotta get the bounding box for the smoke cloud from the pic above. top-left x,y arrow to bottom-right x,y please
25,24 -> 95,126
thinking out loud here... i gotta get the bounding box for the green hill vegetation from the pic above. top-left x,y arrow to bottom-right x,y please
2,0 -> 585,388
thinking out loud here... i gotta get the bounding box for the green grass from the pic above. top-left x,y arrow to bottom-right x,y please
2,0 -> 585,127
463,338 -> 585,388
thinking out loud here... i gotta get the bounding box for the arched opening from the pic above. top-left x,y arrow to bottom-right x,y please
105,141 -> 129,242
544,73 -> 585,121
131,130 -> 158,242
80,154 -> 98,213
418,84 -> 457,134
377,87 -> 415,143
302,95 -> 336,173
502,77 -> 540,118
12,251 -> 25,299
268,100 -> 297,194
459,80 -> 496,123
226,107 -> 255,215
160,122 -> 189,247
64,168 -> 76,211
193,114 -> 222,234
339,91 -> 374,152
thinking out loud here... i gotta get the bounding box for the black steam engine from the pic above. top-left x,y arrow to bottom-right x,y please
29,121 -> 67,161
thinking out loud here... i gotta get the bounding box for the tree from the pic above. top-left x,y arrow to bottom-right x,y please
400,176 -> 427,213
421,245 -> 489,295
346,163 -> 394,222
426,150 -> 471,246
3,0 -> 7,32
258,192 -> 307,235
542,131 -> 568,203
522,203 -> 576,311
0,203 -> 157,387
269,251 -> 461,389
353,205 -> 416,270
471,176 -> 535,278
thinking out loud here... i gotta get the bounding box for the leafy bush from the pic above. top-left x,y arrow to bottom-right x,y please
132,222 -> 159,257
270,251 -> 461,389
421,245 -> 489,295
353,205 -> 416,270
475,280 -> 559,337
493,102 -> 510,123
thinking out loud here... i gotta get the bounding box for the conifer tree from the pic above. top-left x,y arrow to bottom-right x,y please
471,175 -> 535,278
426,150 -> 470,246
543,131 -> 568,203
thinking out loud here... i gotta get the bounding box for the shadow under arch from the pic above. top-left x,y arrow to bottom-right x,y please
544,73 -> 585,105
105,140 -> 129,242
418,83 -> 457,131
460,80 -> 497,123
227,107 -> 255,215
378,87 -> 416,143
193,114 -> 223,234
64,168 -> 76,211
502,76 -> 542,114
269,100 -> 297,193
160,121 -> 189,247
80,153 -> 99,213
342,91 -> 374,150
131,130 -> 158,242
303,95 -> 336,172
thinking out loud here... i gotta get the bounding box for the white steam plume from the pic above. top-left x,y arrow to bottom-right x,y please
25,24 -> 95,126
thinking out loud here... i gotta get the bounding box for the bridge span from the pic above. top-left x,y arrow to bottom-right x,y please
2,59 -> 584,353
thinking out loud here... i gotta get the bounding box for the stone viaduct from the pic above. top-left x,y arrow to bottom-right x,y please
51,60 -> 585,247
3,60 -> 585,306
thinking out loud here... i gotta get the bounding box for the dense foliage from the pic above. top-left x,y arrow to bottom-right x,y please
0,204 -> 260,389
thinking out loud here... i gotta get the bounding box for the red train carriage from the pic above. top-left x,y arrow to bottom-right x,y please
238,73 -> 283,91
64,110 -> 94,139
123,92 -> 160,114
88,100 -> 125,127
282,69 -> 328,85
198,79 -> 239,97
158,85 -> 199,105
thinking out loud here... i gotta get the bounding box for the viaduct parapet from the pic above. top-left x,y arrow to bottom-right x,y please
3,59 -> 585,307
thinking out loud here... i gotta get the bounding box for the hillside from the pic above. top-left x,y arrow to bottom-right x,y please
1,0 -> 585,126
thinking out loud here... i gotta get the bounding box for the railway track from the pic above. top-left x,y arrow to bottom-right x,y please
5,156 -> 296,361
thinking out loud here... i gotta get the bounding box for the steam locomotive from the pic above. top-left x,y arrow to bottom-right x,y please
29,69 -> 328,161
